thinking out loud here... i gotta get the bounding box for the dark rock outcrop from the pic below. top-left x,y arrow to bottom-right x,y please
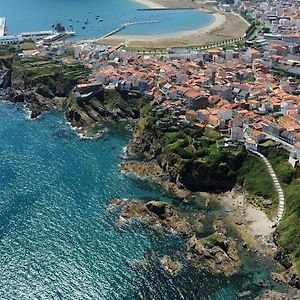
160,255 -> 182,276
186,233 -> 240,276
0,56 -> 13,90
254,290 -> 289,300
109,199 -> 204,238
66,89 -> 143,128
273,248 -> 300,289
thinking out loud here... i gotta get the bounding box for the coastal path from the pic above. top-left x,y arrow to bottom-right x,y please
262,133 -> 293,152
248,149 -> 285,226
132,36 -> 245,57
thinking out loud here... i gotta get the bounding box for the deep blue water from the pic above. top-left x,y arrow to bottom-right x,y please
1,0 -> 214,39
0,102 -> 287,299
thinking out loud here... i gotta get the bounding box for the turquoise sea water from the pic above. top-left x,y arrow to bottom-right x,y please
1,0 -> 214,39
0,102 -> 286,299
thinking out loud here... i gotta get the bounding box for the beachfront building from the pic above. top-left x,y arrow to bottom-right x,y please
289,142 -> 300,167
0,35 -> 20,44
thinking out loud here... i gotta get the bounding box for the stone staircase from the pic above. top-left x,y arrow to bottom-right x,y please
248,149 -> 285,226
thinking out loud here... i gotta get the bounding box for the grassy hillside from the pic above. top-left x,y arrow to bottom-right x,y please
12,57 -> 89,93
241,147 -> 300,275
237,153 -> 277,218
264,149 -> 300,275
134,101 -> 246,192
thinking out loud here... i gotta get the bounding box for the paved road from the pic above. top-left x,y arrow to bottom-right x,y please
263,133 -> 293,151
248,149 -> 285,226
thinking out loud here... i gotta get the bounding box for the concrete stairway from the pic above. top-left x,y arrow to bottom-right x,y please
248,149 -> 285,226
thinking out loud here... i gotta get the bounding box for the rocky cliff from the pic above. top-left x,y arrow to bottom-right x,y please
2,55 -> 89,118
66,89 -> 146,128
186,233 -> 240,276
0,55 -> 13,89
126,102 -> 246,194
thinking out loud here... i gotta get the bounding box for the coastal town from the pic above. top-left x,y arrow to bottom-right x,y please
1,0 -> 300,298
7,0 -> 300,168
74,40 -> 300,168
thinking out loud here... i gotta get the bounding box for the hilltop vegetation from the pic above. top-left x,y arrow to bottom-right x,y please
66,89 -> 147,128
3,55 -> 90,118
129,101 -> 246,193
11,57 -> 88,94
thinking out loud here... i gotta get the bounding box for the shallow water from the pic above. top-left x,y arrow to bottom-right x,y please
1,0 -> 214,40
0,103 -> 286,299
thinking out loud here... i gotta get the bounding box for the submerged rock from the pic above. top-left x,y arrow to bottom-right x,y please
186,233 -> 240,276
160,255 -> 182,276
271,270 -> 300,290
119,161 -> 190,201
237,290 -> 251,298
273,249 -> 300,289
254,290 -> 289,300
213,217 -> 226,234
271,272 -> 290,285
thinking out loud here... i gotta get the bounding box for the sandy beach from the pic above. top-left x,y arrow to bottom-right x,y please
96,0 -> 249,48
131,0 -> 164,9
119,159 -> 278,257
217,189 -> 277,256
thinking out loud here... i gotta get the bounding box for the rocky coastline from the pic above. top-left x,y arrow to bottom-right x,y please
121,101 -> 300,292
108,198 -> 204,238
1,56 -> 85,119
65,89 -> 143,134
0,54 -> 141,140
187,233 -> 240,276
121,142 -> 300,290
119,160 -> 191,200
254,290 -> 291,300
108,198 -> 242,276
1,50 -> 299,295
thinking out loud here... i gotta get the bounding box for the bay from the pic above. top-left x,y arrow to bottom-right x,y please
1,0 -> 214,40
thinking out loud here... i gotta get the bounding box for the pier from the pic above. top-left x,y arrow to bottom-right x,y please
101,20 -> 160,39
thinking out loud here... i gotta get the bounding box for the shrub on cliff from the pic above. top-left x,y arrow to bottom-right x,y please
263,148 -> 294,184
237,154 -> 275,199
240,148 -> 300,275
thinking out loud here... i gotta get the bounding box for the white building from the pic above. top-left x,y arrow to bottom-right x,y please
20,31 -> 55,42
289,142 -> 300,166
0,35 -> 20,44
0,17 -> 6,37
279,18 -> 290,27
